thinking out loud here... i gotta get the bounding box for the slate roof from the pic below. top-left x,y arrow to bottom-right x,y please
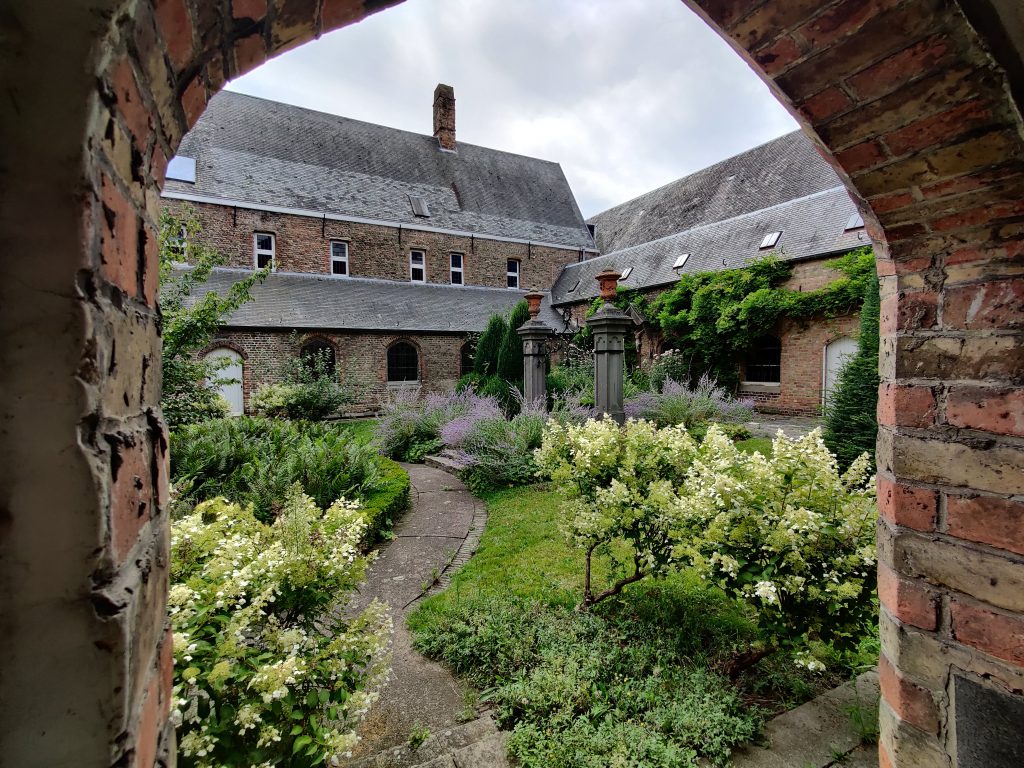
164,91 -> 595,250
550,186 -> 868,306
186,268 -> 572,334
586,131 -> 842,254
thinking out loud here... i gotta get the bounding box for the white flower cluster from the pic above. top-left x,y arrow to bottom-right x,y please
538,419 -> 877,664
170,488 -> 392,767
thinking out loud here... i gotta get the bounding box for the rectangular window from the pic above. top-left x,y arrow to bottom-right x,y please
450,252 -> 464,285
507,258 -> 520,289
330,241 -> 349,276
410,250 -> 426,283
254,232 -> 275,270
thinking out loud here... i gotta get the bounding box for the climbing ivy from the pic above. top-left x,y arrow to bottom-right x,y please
649,247 -> 876,390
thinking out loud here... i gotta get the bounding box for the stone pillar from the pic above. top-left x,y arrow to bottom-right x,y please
518,291 -> 553,409
587,271 -> 633,424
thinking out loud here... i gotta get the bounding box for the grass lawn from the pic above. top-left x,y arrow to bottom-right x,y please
735,436 -> 773,455
337,417 -> 378,445
408,483 -> 867,768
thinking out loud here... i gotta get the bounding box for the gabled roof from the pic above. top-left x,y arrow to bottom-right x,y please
586,131 -> 841,254
550,186 -> 867,306
185,268 -> 570,334
163,91 -> 596,251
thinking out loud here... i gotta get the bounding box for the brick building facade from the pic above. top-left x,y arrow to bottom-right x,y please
553,132 -> 874,415
162,87 -> 592,412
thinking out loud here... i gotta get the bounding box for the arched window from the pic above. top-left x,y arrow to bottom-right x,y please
387,342 -> 419,382
745,335 -> 781,383
300,339 -> 336,377
460,342 -> 474,377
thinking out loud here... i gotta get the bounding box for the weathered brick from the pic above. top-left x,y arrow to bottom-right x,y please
946,386 -> 1024,437
879,700 -> 949,768
884,99 -> 992,157
836,139 -> 888,174
134,673 -> 161,768
754,34 -> 802,76
728,0 -> 824,53
233,32 -> 267,76
880,291 -> 937,335
877,382 -> 936,429
881,524 -> 1024,614
846,34 -> 953,103
932,198 -> 1024,233
878,560 -> 939,631
880,743 -> 894,768
797,86 -> 853,122
879,653 -> 940,734
181,75 -> 207,129
895,335 -> 1024,383
947,494 -> 1024,556
232,0 -> 267,19
950,599 -> 1024,666
793,0 -> 902,50
154,0 -> 194,73
870,190 -> 916,215
109,58 -> 152,149
878,430 -> 1024,496
109,435 -> 155,563
100,174 -> 141,298
943,278 -> 1024,330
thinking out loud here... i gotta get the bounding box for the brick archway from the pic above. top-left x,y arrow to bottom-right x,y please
1,2 -> 1020,766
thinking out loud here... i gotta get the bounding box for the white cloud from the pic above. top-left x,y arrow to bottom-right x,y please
226,0 -> 797,217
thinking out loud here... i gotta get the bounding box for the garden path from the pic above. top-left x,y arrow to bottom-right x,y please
745,413 -> 823,440
344,463 -> 487,762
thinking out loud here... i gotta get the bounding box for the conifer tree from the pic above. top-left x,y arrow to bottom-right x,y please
497,301 -> 530,384
823,272 -> 880,468
473,314 -> 508,376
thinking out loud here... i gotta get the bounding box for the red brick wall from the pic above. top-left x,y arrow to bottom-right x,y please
211,328 -> 469,413
166,199 -> 581,292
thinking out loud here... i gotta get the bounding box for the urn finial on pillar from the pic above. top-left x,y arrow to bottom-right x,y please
595,269 -> 621,302
524,290 -> 544,319
586,272 -> 632,424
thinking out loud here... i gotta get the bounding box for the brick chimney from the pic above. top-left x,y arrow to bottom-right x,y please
433,83 -> 456,151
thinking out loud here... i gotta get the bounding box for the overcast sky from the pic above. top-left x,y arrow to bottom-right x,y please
226,0 -> 798,218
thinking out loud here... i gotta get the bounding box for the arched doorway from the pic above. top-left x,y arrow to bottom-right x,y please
203,347 -> 244,415
2,3 -> 1022,767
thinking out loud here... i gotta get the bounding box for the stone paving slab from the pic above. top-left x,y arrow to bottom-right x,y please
729,669 -> 880,768
344,464 -> 487,763
745,415 -> 823,440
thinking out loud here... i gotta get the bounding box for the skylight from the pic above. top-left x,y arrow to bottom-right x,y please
759,231 -> 782,249
409,195 -> 431,217
620,267 -> 633,280
568,279 -> 581,293
845,212 -> 865,231
166,156 -> 196,183
673,253 -> 690,269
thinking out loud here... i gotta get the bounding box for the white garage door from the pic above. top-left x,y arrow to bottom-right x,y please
204,347 -> 244,415
823,337 -> 858,408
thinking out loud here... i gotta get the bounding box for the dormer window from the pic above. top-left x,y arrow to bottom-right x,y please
760,231 -> 782,249
845,213 -> 865,231
673,253 -> 690,270
620,267 -> 633,281
409,195 -> 431,217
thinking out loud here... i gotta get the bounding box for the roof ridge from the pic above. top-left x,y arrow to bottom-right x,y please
565,185 -> 850,272
214,89 -> 564,168
586,130 -> 806,222
212,267 -> 532,296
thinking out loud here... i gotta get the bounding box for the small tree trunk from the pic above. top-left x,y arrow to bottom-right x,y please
723,646 -> 776,680
578,555 -> 646,611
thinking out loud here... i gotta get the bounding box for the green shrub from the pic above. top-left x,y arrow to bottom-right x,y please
824,272 -> 880,468
473,315 -> 507,377
251,347 -> 361,421
359,458 -> 411,542
456,409 -> 546,494
496,300 -> 529,384
171,489 -> 390,767
411,594 -> 760,768
170,417 -> 384,524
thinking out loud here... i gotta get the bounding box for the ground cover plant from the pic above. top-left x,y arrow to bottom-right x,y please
171,488 -> 391,767
170,417 -> 407,540
410,456 -> 877,768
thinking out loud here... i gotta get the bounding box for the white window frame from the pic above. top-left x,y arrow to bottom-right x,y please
507,258 -> 520,289
330,240 -> 349,276
410,249 -> 426,283
450,252 -> 464,285
254,232 -> 276,270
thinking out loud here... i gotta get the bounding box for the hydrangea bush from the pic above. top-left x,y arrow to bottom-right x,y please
537,419 -> 876,669
676,428 -> 876,673
171,487 -> 391,767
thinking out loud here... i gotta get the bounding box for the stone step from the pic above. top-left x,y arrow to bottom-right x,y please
423,454 -> 464,475
347,715 -> 500,768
